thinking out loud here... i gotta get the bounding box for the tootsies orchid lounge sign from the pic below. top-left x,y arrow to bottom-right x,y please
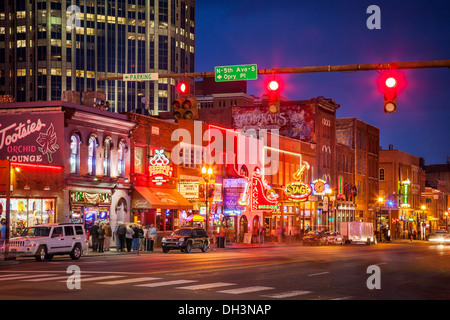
0,112 -> 64,166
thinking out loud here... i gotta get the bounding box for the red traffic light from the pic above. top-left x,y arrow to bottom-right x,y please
385,77 -> 397,88
176,81 -> 189,95
268,80 -> 280,92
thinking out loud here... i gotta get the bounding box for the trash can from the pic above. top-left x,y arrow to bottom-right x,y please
217,237 -> 226,248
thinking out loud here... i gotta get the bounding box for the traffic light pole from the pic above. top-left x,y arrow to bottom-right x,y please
98,59 -> 450,81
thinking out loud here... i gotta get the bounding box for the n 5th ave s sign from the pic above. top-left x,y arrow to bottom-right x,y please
123,73 -> 159,81
215,64 -> 258,82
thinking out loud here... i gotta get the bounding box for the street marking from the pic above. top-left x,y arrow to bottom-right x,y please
331,296 -> 353,300
261,290 -> 312,298
59,275 -> 126,283
176,282 -> 236,290
0,274 -> 55,281
23,275 -> 94,282
136,280 -> 197,288
218,286 -> 274,295
308,272 -> 329,277
97,277 -> 161,285
0,274 -> 25,279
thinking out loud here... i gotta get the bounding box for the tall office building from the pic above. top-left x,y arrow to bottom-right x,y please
0,0 -> 195,114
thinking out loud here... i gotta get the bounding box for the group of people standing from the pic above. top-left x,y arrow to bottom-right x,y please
88,221 -> 157,253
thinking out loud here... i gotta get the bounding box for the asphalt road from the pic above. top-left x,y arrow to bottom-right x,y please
0,242 -> 449,303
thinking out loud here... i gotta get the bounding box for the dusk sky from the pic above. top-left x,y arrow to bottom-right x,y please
195,0 -> 450,165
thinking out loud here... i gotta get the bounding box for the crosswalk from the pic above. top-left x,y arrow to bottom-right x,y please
0,272 -> 351,300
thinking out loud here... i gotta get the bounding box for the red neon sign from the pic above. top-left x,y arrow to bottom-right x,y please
148,149 -> 173,185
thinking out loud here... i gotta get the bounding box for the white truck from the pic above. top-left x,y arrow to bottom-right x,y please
340,222 -> 375,245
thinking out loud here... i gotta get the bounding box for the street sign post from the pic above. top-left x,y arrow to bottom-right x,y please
123,73 -> 159,81
215,64 -> 258,82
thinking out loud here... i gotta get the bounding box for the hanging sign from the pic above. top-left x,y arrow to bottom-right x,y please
250,172 -> 279,211
148,149 -> 173,185
284,162 -> 312,202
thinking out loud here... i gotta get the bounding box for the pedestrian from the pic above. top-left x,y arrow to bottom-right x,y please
0,218 -> 6,244
126,224 -> 134,252
103,222 -> 112,251
117,223 -> 127,252
132,224 -> 140,251
97,224 -> 105,253
277,225 -> 283,244
148,224 -> 157,251
142,225 -> 149,251
138,225 -> 145,251
90,221 -> 100,252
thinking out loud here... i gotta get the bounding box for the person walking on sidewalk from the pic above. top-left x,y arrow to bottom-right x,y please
126,224 -> 134,252
116,223 -> 127,252
90,221 -> 100,252
132,224 -> 141,251
97,224 -> 105,253
103,222 -> 112,251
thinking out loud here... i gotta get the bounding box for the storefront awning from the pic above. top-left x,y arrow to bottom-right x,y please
132,187 -> 193,210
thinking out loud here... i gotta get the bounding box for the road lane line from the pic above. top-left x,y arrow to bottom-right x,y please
0,274 -> 25,279
261,290 -> 312,298
218,286 -> 274,295
22,275 -> 94,282
308,272 -> 329,277
136,280 -> 197,288
0,274 -> 55,281
59,275 -> 126,283
176,282 -> 236,290
97,277 -> 161,285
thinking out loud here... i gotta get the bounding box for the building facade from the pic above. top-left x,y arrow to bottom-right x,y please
0,101 -> 136,243
336,118 -> 380,225
0,0 -> 195,114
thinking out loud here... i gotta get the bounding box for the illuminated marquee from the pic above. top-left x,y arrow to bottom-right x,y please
284,161 -> 312,202
148,149 -> 173,185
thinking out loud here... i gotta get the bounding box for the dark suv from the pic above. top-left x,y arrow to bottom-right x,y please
161,227 -> 210,253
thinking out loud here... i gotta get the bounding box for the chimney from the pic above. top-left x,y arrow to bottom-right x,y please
389,144 -> 393,150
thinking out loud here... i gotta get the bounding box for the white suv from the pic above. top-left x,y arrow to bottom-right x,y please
6,223 -> 88,261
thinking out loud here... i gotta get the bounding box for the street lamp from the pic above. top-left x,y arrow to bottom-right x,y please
202,166 -> 213,234
377,197 -> 384,242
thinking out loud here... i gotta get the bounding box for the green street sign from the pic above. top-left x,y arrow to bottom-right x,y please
123,73 -> 159,81
215,64 -> 258,82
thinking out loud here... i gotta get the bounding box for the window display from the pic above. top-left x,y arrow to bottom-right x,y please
0,198 -> 56,237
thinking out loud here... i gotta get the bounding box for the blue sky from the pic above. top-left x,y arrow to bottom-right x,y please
195,0 -> 450,165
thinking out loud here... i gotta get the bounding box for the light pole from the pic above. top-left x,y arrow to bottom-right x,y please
202,166 -> 213,234
377,197 -> 384,242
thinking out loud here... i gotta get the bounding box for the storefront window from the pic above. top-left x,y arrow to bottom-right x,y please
0,198 -> 55,237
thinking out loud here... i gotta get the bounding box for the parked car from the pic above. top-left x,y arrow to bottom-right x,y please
428,230 -> 449,244
4,223 -> 88,261
302,231 -> 326,246
324,231 -> 344,245
161,227 -> 210,253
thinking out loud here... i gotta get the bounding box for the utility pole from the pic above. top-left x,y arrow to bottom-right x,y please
98,59 -> 450,81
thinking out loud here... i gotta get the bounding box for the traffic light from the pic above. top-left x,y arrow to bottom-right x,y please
266,78 -> 281,114
384,76 -> 397,113
172,81 -> 198,121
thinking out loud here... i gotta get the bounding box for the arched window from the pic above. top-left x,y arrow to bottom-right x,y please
88,136 -> 98,176
70,134 -> 81,174
103,137 -> 112,177
117,140 -> 127,178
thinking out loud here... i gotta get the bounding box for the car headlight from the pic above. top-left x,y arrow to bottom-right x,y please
27,243 -> 38,247
162,238 -> 167,242
178,237 -> 186,243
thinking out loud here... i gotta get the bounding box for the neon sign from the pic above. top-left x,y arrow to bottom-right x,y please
148,149 -> 173,185
284,162 -> 312,202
